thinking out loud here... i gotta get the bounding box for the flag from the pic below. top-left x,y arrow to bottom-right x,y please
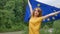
24,0 -> 60,22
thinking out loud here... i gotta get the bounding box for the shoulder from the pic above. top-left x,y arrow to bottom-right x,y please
38,17 -> 43,20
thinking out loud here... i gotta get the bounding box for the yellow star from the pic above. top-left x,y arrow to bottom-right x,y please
47,18 -> 50,21
53,10 -> 58,16
53,10 -> 56,12
52,17 -> 55,20
37,4 -> 40,7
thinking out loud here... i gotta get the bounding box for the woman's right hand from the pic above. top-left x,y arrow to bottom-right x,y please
28,0 -> 29,2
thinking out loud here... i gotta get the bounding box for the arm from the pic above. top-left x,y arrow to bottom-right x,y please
42,11 -> 60,19
28,0 -> 33,15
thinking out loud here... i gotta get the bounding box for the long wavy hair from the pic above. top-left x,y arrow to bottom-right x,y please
33,7 -> 42,17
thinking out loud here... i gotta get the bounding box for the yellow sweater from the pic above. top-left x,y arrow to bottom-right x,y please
29,17 -> 43,34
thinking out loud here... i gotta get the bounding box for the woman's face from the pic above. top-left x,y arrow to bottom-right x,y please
34,9 -> 39,17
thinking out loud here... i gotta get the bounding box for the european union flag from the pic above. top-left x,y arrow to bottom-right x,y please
24,0 -> 60,22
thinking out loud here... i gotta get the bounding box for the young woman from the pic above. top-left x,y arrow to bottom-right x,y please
28,0 -> 60,34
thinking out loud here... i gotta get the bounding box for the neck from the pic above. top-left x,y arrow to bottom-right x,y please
33,16 -> 39,18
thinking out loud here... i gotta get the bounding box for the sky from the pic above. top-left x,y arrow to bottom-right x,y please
36,0 -> 60,8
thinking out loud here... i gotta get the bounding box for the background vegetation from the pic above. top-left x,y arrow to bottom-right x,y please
0,0 -> 27,32
0,0 -> 60,34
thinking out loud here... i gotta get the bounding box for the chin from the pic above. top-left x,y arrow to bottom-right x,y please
35,15 -> 39,17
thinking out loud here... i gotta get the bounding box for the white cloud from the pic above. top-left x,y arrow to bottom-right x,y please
36,0 -> 60,8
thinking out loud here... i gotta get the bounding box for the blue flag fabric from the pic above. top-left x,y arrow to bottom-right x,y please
24,0 -> 60,22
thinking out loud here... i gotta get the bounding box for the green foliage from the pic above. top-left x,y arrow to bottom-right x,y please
0,0 -> 27,32
52,20 -> 60,34
0,0 -> 9,9
53,20 -> 60,29
0,10 -> 15,32
22,25 -> 28,34
40,25 -> 50,34
4,0 -> 15,10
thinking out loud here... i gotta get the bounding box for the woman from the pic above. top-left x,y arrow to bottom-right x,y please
28,0 -> 60,34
